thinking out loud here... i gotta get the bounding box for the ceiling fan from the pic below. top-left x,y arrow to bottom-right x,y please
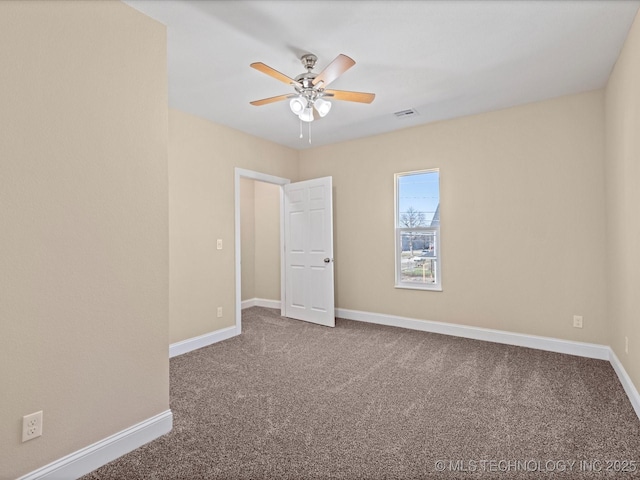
249,53 -> 375,127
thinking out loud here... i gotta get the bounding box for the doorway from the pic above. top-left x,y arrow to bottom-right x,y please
239,178 -> 283,308
234,168 -> 289,332
234,168 -> 336,332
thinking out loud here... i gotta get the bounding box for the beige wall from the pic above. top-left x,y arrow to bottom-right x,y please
300,91 -> 607,344
605,11 -> 640,393
240,178 -> 256,301
169,110 -> 297,344
254,181 -> 282,301
0,2 -> 169,478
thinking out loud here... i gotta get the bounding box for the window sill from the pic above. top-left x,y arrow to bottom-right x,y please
395,284 -> 442,292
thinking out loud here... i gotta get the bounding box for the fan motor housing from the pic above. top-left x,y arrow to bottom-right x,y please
295,72 -> 317,89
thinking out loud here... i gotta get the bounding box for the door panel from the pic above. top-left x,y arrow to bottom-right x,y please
284,177 -> 335,327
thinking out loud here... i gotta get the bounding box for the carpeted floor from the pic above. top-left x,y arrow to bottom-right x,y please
83,307 -> 640,479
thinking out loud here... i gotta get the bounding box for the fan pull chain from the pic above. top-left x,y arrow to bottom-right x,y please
299,118 -> 303,139
308,121 -> 312,144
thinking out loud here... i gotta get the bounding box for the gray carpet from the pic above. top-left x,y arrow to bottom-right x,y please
83,307 -> 640,479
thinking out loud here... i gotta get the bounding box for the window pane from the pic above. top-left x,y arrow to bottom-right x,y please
399,231 -> 437,285
397,171 -> 439,228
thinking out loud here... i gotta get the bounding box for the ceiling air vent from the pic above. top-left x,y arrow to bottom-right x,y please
394,108 -> 419,119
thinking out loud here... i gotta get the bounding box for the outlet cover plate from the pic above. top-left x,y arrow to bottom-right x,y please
573,315 -> 583,328
22,411 -> 43,442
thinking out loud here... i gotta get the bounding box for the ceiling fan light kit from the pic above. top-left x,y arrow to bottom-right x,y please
314,97 -> 332,117
289,97 -> 305,115
299,106 -> 314,123
250,53 -> 375,142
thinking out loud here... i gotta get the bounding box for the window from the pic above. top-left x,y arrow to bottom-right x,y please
395,169 -> 441,290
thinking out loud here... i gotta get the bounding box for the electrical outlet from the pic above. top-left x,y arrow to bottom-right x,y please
22,411 -> 43,442
573,315 -> 583,328
216,239 -> 222,250
625,336 -> 629,354
217,306 -> 223,318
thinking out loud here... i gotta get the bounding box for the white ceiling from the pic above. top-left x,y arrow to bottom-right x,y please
125,0 -> 640,150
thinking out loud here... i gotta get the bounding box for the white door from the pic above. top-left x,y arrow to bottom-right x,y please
283,176 -> 335,327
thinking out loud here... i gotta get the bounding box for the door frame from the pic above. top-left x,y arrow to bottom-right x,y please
234,168 -> 290,333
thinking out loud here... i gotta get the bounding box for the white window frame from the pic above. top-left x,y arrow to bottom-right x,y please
394,169 -> 442,291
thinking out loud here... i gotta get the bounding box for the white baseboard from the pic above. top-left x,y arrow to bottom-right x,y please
336,308 -> 610,360
609,349 -> 640,420
241,298 -> 256,309
169,325 -> 239,358
18,410 -> 172,480
241,298 -> 281,310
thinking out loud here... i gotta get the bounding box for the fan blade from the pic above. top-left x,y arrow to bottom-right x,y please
250,94 -> 293,106
324,89 -> 375,104
250,62 -> 298,86
312,54 -> 355,88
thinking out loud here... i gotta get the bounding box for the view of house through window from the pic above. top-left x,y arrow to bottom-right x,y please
395,169 -> 441,290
